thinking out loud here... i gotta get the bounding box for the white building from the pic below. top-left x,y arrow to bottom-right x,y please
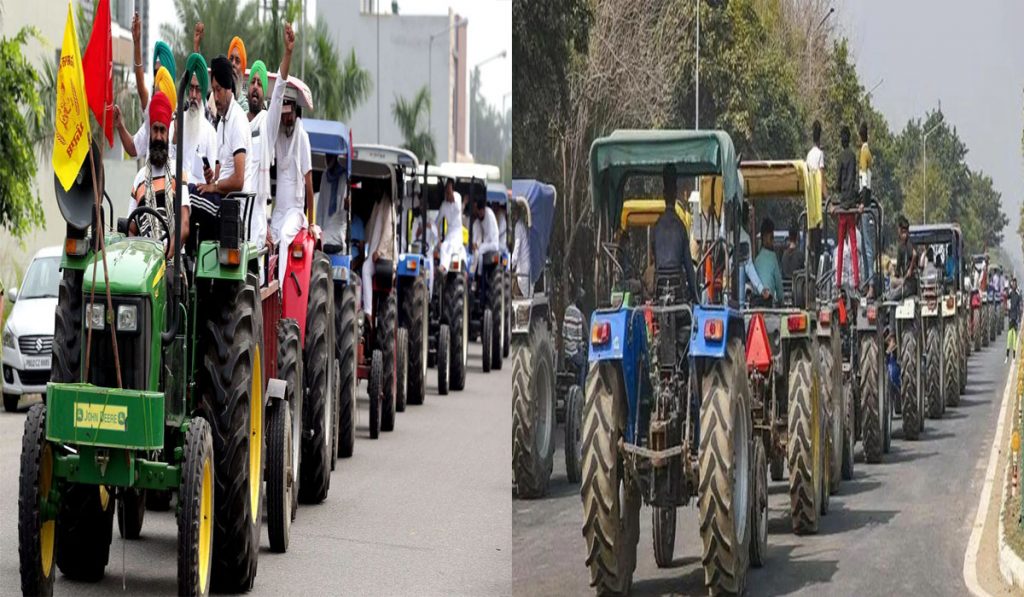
317,0 -> 469,163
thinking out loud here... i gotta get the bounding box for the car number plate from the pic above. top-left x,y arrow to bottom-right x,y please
24,356 -> 51,370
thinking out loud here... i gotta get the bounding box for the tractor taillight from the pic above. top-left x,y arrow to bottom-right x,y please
787,314 -> 807,333
867,306 -> 877,324
819,310 -> 831,326
407,258 -> 418,271
591,322 -> 611,346
292,245 -> 304,260
65,237 -> 87,256
218,247 -> 241,266
704,318 -> 723,341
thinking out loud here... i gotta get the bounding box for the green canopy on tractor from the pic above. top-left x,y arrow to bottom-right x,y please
589,129 -> 741,227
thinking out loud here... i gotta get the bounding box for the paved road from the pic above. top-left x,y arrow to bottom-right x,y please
0,342 -> 511,596
513,333 -> 1011,596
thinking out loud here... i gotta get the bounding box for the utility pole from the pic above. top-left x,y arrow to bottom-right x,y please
377,2 -> 381,142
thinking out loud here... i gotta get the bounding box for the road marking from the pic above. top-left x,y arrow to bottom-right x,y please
963,356 -> 1016,597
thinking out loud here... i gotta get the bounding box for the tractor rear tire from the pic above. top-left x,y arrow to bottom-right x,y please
563,384 -> 583,484
698,337 -> 752,594
788,340 -> 821,535
901,329 -> 921,440
750,435 -> 768,568
56,483 -> 115,581
117,489 -> 146,540
581,363 -> 640,595
448,274 -> 468,391
381,294 -> 398,432
944,323 -> 960,407
369,350 -> 383,439
277,318 -> 303,510
177,416 -> 214,597
490,266 -> 504,371
841,380 -> 855,481
818,338 -> 841,495
503,270 -> 511,358
437,325 -> 450,396
925,324 -> 943,419
267,400 -> 292,553
404,276 -> 428,406
337,285 -> 357,457
299,253 -> 334,504
860,334 -> 883,464
511,321 -> 556,499
974,310 -> 982,352
51,269 -> 84,386
18,403 -> 56,597
197,279 -> 262,592
652,507 -> 676,569
396,328 -> 408,413
482,309 -> 493,373
959,315 -> 968,394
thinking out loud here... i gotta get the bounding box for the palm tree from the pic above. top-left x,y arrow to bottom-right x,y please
305,17 -> 372,122
392,86 -> 436,164
160,0 -> 260,71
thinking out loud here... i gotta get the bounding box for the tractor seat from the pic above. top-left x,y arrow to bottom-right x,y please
373,259 -> 394,291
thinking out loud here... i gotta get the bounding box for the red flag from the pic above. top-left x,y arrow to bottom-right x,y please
82,0 -> 113,146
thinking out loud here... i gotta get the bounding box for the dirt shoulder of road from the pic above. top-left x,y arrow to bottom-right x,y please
975,357 -> 1022,596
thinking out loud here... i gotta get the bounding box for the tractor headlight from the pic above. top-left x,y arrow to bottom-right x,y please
117,304 -> 138,332
2,328 -> 15,350
88,303 -> 106,331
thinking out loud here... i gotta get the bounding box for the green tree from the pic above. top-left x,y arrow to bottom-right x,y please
160,0 -> 260,70
0,26 -> 46,238
392,86 -> 436,163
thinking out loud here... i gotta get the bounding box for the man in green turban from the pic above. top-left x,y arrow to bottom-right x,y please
153,40 -> 176,83
247,59 -> 268,120
182,52 -> 216,185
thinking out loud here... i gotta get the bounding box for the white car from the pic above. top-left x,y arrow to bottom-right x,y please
2,246 -> 61,412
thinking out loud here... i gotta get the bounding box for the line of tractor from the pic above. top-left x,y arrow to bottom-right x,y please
16,104 -> 511,595
510,129 -> 1009,595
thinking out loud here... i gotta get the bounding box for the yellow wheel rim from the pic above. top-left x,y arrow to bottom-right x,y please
199,457 -> 213,592
249,346 -> 263,521
39,444 -> 54,578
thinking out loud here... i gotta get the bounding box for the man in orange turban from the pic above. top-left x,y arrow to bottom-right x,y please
228,36 -> 248,111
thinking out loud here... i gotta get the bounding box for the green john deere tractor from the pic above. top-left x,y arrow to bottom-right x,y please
18,87 -> 289,595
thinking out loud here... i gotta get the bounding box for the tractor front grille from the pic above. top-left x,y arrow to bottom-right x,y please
85,297 -> 150,391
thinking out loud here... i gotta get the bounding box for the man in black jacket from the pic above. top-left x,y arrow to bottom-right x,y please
1007,277 -> 1021,363
832,125 -> 861,291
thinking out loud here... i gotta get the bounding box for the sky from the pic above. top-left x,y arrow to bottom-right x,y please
837,0 -> 1024,269
148,0 -> 512,112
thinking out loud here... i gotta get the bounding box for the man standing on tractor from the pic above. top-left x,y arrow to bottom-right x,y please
833,125 -> 861,291
1006,277 -> 1021,363
471,194 -> 501,276
652,166 -> 698,306
562,285 -> 586,387
190,55 -> 250,250
436,178 -> 464,276
859,121 -> 876,295
782,224 -> 804,278
127,90 -> 191,254
362,190 -> 396,320
806,119 -> 826,182
754,217 -> 783,306
248,22 -> 297,264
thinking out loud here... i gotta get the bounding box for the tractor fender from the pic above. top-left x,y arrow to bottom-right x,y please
511,296 -> 548,336
194,240 -> 255,281
589,306 -> 647,444
397,253 -> 424,278
328,253 -> 352,284
282,228 -> 318,342
690,305 -> 738,359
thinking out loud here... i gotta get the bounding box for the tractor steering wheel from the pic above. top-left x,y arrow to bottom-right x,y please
126,206 -> 171,246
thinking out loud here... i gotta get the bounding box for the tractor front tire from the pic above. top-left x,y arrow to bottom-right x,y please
563,384 -> 584,484
369,350 -> 383,439
18,403 -> 56,597
51,269 -> 84,385
925,324 -> 943,419
177,416 -> 214,597
380,293 -> 398,432
337,285 -> 357,457
750,435 -> 768,568
652,507 -> 676,569
405,276 -> 428,406
482,309 -> 493,373
267,400 -> 292,553
860,334 -> 883,463
56,483 -> 115,582
944,323 -> 960,407
901,329 -> 921,440
448,274 -> 468,391
117,489 -> 146,540
277,318 -> 303,510
437,325 -> 450,396
396,327 -> 408,413
818,338 -> 841,495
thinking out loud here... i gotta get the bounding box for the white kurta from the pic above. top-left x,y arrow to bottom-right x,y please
436,192 -> 465,273
471,206 -> 500,275
511,220 -> 531,296
361,199 -> 396,315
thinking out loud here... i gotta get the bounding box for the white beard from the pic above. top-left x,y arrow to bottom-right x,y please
184,104 -> 203,149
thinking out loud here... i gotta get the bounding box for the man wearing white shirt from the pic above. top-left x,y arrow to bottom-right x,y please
190,54 -> 250,252
269,91 -> 313,283
471,195 -> 501,276
436,178 -> 465,275
362,191 -> 396,317
805,120 -> 825,176
511,196 -> 531,297
247,22 -> 296,260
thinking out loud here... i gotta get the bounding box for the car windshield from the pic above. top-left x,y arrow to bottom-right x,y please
19,256 -> 61,300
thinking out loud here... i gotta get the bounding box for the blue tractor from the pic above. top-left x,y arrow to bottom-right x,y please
580,130 -> 755,595
307,118 -> 359,458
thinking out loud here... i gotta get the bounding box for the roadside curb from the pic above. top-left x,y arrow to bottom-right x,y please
998,357 -> 1024,590
964,353 -> 1015,597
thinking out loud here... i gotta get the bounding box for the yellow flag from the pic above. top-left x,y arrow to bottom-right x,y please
52,1 -> 91,192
